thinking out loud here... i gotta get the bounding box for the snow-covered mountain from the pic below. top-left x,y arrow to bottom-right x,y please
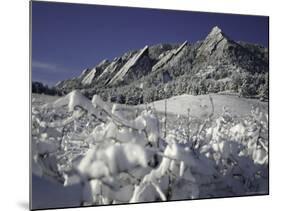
53,26 -> 268,103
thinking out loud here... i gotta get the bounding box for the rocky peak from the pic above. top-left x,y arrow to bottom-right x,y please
107,45 -> 150,86
80,59 -> 110,85
207,26 -> 225,39
197,26 -> 229,57
152,41 -> 188,72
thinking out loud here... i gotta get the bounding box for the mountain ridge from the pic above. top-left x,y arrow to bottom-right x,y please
37,26 -> 268,104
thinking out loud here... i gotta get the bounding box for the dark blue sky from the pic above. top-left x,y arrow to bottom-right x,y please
32,1 -> 269,86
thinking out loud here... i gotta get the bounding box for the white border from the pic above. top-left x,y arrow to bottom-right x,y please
0,0 -> 280,211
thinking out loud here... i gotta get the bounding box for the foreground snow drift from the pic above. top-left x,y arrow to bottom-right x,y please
31,91 -> 268,209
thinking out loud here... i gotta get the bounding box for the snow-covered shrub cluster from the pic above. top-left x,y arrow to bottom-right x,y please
31,91 -> 268,206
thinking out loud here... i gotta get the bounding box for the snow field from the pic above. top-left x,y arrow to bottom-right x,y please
31,90 -> 268,209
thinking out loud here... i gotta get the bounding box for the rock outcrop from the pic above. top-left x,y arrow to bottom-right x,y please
107,45 -> 150,86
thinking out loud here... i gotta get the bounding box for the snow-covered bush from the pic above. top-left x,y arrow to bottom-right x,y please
31,91 -> 268,206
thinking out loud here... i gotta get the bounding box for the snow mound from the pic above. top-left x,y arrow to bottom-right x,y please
44,90 -> 94,112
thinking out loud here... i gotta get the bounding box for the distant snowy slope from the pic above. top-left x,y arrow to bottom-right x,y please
149,94 -> 268,118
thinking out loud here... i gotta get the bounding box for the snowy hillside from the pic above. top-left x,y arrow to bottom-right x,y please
149,94 -> 268,118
